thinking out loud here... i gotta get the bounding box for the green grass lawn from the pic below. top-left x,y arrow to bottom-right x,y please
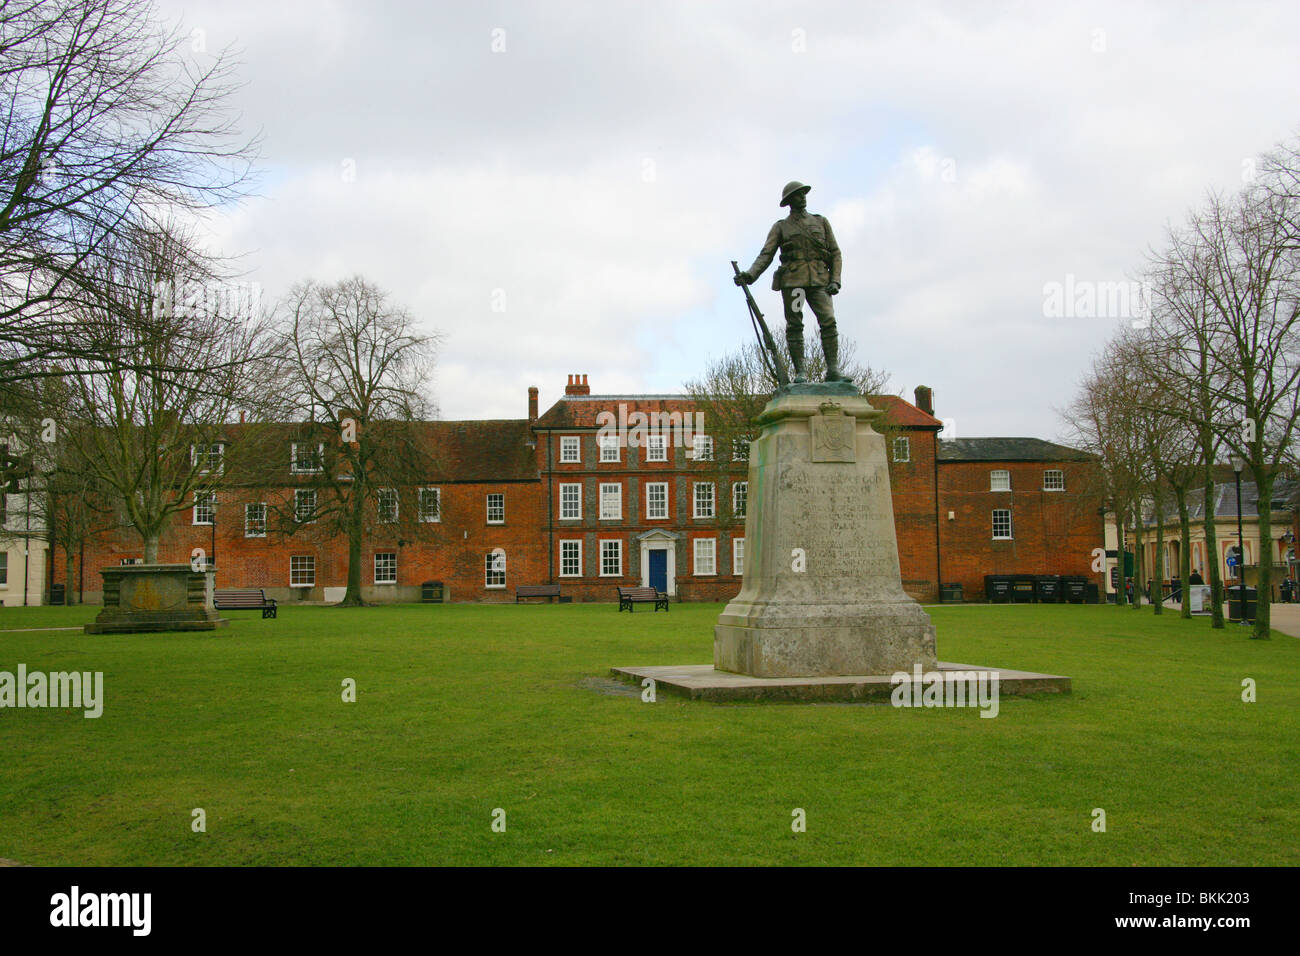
1,601 -> 1296,866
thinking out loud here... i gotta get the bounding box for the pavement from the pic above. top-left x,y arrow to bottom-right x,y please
1269,603 -> 1300,637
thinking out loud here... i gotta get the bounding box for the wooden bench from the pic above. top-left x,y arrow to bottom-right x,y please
214,588 -> 278,619
515,584 -> 569,603
617,586 -> 669,612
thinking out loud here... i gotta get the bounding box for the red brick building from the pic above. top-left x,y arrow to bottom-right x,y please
53,377 -> 1103,605
936,437 -> 1104,599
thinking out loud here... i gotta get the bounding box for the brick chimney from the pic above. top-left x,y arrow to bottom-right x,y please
528,386 -> 538,421
914,385 -> 934,416
564,373 -> 590,396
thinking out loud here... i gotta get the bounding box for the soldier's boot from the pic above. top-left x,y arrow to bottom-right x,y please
821,328 -> 851,382
787,330 -> 808,383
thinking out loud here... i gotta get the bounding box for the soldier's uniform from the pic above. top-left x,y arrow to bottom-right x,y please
741,182 -> 845,382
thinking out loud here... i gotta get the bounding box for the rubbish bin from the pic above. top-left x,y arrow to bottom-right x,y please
1227,586 -> 1257,623
49,583 -> 66,606
1035,575 -> 1062,604
1010,574 -> 1037,603
1084,582 -> 1101,604
984,575 -> 1013,603
1061,575 -> 1088,604
940,582 -> 963,603
421,581 -> 444,603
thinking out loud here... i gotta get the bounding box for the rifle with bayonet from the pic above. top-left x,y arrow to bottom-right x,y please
731,260 -> 790,387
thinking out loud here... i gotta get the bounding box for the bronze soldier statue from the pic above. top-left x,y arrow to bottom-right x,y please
734,181 -> 849,384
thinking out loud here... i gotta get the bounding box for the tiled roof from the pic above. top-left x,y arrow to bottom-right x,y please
532,396 -> 701,430
533,392 -> 941,430
213,419 -> 538,483
1170,478 -> 1298,523
937,437 -> 1095,462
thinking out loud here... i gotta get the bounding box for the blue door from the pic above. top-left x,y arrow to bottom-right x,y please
648,549 -> 667,593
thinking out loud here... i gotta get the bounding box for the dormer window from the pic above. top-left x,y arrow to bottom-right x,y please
191,443 -> 224,474
291,442 -> 324,474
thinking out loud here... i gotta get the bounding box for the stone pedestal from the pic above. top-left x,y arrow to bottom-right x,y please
84,564 -> 229,634
714,389 -> 937,677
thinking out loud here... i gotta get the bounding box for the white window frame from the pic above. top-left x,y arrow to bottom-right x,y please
291,442 -> 324,474
485,550 -> 506,588
694,537 -> 717,576
290,555 -> 315,587
893,436 -> 910,463
646,433 -> 667,462
192,490 -> 215,526
560,435 -> 581,463
191,442 -> 224,475
693,481 -> 715,519
990,470 -> 1011,492
559,482 -> 582,520
732,437 -> 750,462
244,502 -> 267,538
419,487 -> 441,523
691,435 -> 714,461
646,482 -> 668,520
1043,469 -> 1065,491
600,539 -> 622,577
733,537 -> 745,576
992,508 -> 1013,540
732,481 -> 748,518
374,551 -> 397,584
377,487 -> 398,523
486,493 -> 505,524
560,539 -> 582,577
295,488 -> 318,523
599,482 -> 622,520
598,432 -> 621,463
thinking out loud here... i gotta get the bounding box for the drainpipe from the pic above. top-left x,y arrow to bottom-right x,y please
932,428 -> 941,601
545,429 -> 554,583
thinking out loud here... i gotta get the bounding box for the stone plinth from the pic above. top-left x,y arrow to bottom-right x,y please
714,390 -> 937,677
84,564 -> 229,634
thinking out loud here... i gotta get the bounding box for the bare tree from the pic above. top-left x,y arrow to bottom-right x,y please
52,219 -> 276,562
0,0 -> 257,388
1142,165 -> 1300,639
272,276 -> 441,606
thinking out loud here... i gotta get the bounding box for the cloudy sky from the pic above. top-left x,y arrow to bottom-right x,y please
159,0 -> 1300,441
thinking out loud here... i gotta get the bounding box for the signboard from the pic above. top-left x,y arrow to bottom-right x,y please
1190,585 -> 1211,614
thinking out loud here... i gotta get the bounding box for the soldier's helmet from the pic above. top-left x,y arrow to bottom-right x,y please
780,180 -> 812,206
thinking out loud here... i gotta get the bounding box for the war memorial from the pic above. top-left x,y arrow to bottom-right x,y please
615,182 -> 1070,701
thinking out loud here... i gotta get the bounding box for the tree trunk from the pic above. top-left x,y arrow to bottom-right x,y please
144,534 -> 159,563
1131,505 -> 1145,609
341,488 -> 366,606
65,552 -> 78,605
1153,486 -> 1165,615
1201,459 -> 1225,628
1252,472 -> 1273,640
1116,509 -> 1128,606
1176,488 -> 1192,619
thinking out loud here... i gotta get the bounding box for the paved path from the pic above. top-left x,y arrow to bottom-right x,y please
1270,604 -> 1300,638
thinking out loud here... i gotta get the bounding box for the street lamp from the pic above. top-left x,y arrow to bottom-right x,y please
1230,456 -> 1247,625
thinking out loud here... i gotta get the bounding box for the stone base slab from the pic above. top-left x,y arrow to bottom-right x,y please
715,601 -> 937,677
610,662 -> 1071,703
84,618 -> 229,634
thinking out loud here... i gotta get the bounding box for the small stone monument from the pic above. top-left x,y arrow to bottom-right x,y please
84,564 -> 229,634
714,388 -> 937,677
